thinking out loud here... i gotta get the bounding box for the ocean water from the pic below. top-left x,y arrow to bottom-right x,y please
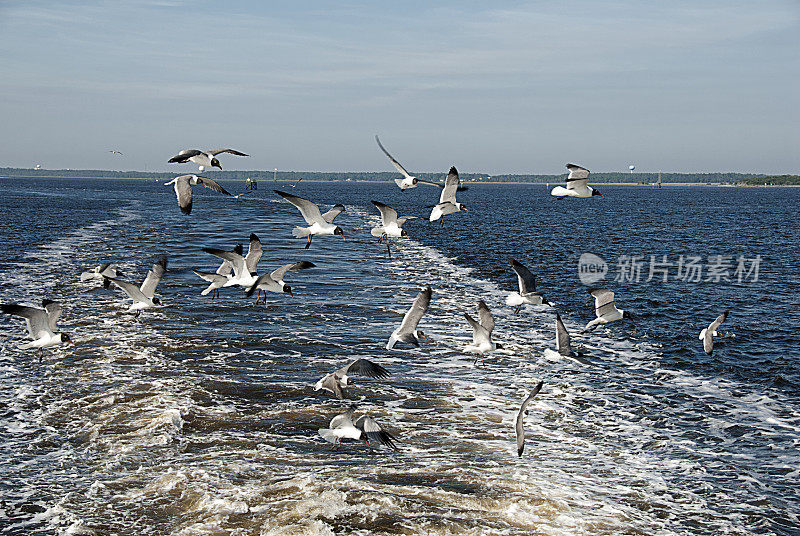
0,177 -> 798,536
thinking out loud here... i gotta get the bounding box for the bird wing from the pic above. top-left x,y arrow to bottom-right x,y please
375,135 -> 413,179
516,380 -> 544,457
396,287 -> 431,335
355,415 -> 398,449
341,358 -> 390,379
192,270 -> 227,284
196,175 -> 233,196
42,299 -> 63,332
589,288 -> 616,317
330,408 -> 355,429
396,215 -> 420,227
465,313 -> 491,345
245,234 -> 263,273
208,148 -> 249,157
322,204 -> 346,223
318,374 -> 344,400
708,310 -> 728,333
477,300 -> 495,334
555,313 -> 571,356
1,304 -> 53,339
270,261 -> 315,282
565,163 -> 590,190
109,278 -> 149,303
168,149 -> 202,163
139,257 -> 167,298
371,201 -> 398,226
170,175 -> 193,214
203,248 -> 247,278
509,259 -> 537,294
439,166 -> 460,203
274,190 -> 326,225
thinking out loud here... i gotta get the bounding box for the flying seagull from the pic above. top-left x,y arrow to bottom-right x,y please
550,164 -> 603,199
167,148 -> 249,170
314,358 -> 390,400
375,135 -> 444,190
80,263 -> 124,289
318,407 -> 397,449
515,380 -> 544,457
386,286 -> 431,350
370,200 -> 419,258
108,257 -> 168,314
202,234 -> 263,291
700,311 -> 729,355
429,167 -> 467,223
192,244 -> 243,298
1,299 -> 74,357
164,174 -> 232,215
505,259 -> 549,313
108,150 -> 123,155
584,288 -> 631,331
274,190 -> 345,248
246,261 -> 316,303
464,300 -> 502,364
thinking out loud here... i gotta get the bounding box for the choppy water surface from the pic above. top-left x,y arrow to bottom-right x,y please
0,177 -> 798,535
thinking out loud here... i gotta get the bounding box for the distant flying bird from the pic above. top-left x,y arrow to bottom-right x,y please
550,164 -> 603,199
164,174 -> 232,215
108,150 -> 123,155
246,261 -> 316,303
1,299 -> 74,356
108,257 -> 168,314
167,148 -> 249,170
700,311 -> 728,355
314,359 -> 390,400
505,259 -> 549,313
318,407 -> 398,449
274,190 -> 345,248
375,135 -> 443,190
464,300 -> 502,363
515,380 -> 543,457
386,287 -> 431,350
429,167 -> 467,223
370,201 -> 419,257
80,263 -> 124,289
584,288 -> 631,331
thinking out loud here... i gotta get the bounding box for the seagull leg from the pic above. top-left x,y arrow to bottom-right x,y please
305,235 -> 313,249
37,348 -> 43,363
514,305 -> 521,315
386,238 -> 391,259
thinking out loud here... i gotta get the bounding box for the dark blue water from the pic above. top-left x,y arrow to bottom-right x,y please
0,176 -> 798,535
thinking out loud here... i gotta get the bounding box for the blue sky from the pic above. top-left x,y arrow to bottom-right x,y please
0,1 -> 798,173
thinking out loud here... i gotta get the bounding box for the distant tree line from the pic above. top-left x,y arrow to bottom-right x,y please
0,167 -> 775,184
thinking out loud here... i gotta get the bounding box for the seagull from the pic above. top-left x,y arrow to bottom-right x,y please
164,174 -> 232,215
318,407 -> 397,449
375,135 -> 443,190
314,359 -> 390,400
108,150 -> 123,155
246,261 -> 316,303
1,299 -> 74,357
274,190 -> 345,248
551,164 -> 603,199
202,234 -> 263,290
464,300 -> 502,364
506,259 -> 549,313
108,257 -> 168,314
370,201 -> 419,258
584,288 -> 631,331
386,286 -> 431,350
80,263 -> 124,289
700,311 -> 729,355
192,244 -> 243,298
167,148 -> 249,170
515,380 -> 543,457
429,166 -> 467,223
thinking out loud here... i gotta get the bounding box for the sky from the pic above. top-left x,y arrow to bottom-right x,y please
0,0 -> 798,174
